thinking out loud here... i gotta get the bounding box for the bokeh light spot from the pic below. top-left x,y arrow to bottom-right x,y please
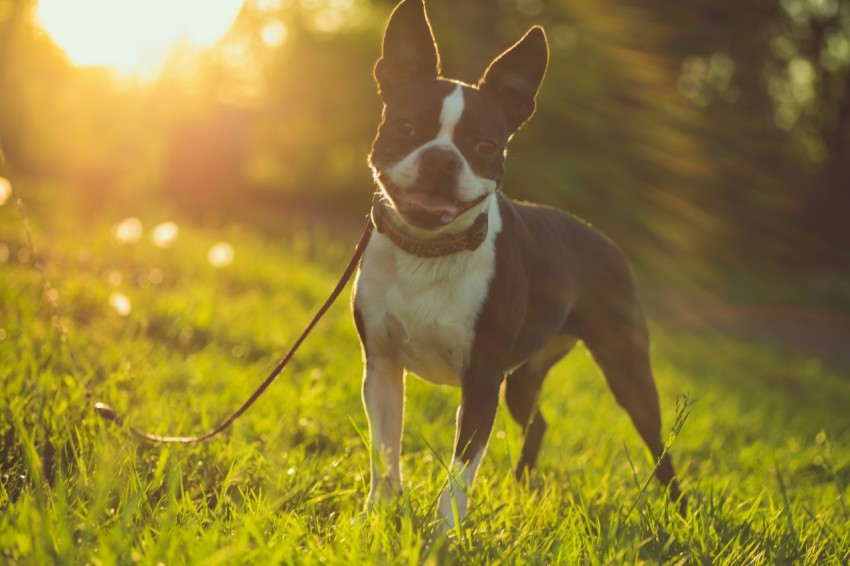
113,217 -> 143,245
105,270 -> 124,287
261,20 -> 288,47
208,242 -> 235,268
313,8 -> 344,34
109,292 -> 132,316
0,177 -> 12,206
152,221 -> 180,248
255,0 -> 286,11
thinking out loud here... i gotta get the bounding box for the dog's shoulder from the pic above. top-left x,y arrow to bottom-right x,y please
497,193 -> 635,287
497,194 -> 609,256
500,194 -> 598,241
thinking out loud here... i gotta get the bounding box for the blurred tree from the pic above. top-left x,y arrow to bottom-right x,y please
764,0 -> 850,264
0,0 -> 848,305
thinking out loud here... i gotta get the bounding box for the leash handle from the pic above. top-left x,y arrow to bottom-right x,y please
95,218 -> 374,443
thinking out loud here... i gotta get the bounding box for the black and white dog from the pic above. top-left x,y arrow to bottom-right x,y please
352,0 -> 683,528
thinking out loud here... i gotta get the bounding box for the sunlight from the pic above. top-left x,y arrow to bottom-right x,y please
36,0 -> 245,77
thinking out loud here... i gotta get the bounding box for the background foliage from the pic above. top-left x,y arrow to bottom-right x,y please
1,0 -> 849,308
2,1 -> 850,562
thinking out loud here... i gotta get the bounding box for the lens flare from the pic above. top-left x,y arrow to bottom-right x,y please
36,0 -> 245,77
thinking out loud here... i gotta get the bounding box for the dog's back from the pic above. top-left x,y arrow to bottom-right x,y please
485,193 -> 640,367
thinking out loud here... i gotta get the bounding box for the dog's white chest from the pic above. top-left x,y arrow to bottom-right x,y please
355,204 -> 501,386
384,267 -> 477,385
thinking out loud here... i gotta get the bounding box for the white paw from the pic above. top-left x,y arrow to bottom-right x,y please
366,476 -> 402,509
437,486 -> 468,532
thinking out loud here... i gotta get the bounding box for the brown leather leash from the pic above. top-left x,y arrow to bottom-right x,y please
11,166 -> 374,444
93,218 -> 374,443
93,196 -> 493,442
11,153 -> 486,446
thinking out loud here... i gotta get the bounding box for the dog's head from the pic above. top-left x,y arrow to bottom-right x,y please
370,0 -> 548,232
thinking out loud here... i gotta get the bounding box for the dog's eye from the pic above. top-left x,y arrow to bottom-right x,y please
475,140 -> 499,157
393,119 -> 415,138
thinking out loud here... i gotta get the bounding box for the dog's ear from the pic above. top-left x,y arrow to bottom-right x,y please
478,26 -> 548,132
374,0 -> 440,101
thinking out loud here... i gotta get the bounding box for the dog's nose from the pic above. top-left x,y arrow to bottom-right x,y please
420,147 -> 462,179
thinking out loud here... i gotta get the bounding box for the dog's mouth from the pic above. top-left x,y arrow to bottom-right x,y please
380,176 -> 487,230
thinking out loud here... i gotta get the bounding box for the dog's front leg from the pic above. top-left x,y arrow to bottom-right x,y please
437,369 -> 502,529
362,353 -> 405,506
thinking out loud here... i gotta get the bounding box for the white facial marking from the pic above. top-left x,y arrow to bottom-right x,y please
437,84 -> 464,142
383,83 -> 496,216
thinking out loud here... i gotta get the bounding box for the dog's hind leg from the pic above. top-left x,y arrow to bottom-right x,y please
581,305 -> 684,509
504,335 -> 578,481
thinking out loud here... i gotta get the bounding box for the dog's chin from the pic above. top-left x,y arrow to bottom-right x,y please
400,207 -> 452,230
380,181 -> 485,231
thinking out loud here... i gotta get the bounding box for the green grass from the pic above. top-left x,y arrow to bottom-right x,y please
1,200 -> 849,564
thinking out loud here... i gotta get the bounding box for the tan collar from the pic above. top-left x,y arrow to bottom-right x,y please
370,194 -> 489,257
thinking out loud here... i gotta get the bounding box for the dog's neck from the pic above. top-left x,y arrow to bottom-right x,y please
370,194 -> 490,257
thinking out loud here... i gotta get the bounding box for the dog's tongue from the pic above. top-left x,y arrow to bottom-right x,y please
404,191 -> 458,221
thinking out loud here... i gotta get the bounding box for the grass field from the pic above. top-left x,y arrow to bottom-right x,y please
1,200 -> 849,564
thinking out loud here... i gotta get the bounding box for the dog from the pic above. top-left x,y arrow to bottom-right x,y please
352,0 -> 683,529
